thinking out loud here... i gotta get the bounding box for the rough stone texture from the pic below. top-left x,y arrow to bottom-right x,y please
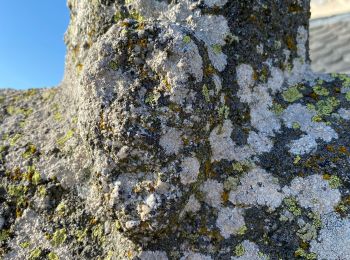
1,0 -> 350,259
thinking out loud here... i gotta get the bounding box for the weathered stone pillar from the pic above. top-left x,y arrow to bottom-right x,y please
2,0 -> 350,259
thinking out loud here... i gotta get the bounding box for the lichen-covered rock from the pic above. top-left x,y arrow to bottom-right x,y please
1,0 -> 350,259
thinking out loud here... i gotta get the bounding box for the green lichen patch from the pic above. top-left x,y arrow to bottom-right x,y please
51,228 -> 67,247
29,247 -> 42,260
323,174 -> 342,189
0,230 -> 10,242
22,144 -> 37,159
108,61 -> 118,71
282,86 -> 303,103
56,129 -> 75,146
316,97 -> 340,117
345,91 -> 350,102
283,197 -> 302,216
19,241 -> 30,249
218,104 -> 230,119
202,85 -> 210,102
48,252 -> 59,260
312,85 -> 329,96
212,44 -> 222,54
234,243 -> 245,256
183,35 -> 191,44
9,133 -> 22,146
272,103 -> 284,115
294,248 -> 317,260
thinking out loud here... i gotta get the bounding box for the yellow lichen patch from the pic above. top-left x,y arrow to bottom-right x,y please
57,129 -> 75,146
51,228 -> 67,247
76,63 -> 83,73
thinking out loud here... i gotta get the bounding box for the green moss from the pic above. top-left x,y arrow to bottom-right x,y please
284,197 -> 302,216
313,85 -> 329,96
282,86 -> 303,103
234,243 -> 245,257
202,85 -> 210,102
57,130 -> 74,146
48,252 -> 59,260
183,35 -> 191,44
51,228 -> 67,247
29,247 -> 42,259
0,95 -> 5,103
294,248 -> 317,260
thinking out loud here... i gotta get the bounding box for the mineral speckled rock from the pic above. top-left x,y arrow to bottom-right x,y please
1,0 -> 350,259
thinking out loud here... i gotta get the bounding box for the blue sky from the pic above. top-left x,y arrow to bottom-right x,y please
0,1 -> 69,89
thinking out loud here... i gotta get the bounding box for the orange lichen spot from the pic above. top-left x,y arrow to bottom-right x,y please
285,35 -> 297,51
76,63 -> 83,73
204,65 -> 215,76
326,145 -> 335,152
339,146 -> 349,155
222,191 -> 229,204
323,173 -> 331,180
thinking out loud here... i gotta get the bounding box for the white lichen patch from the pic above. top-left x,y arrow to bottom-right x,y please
310,213 -> 350,260
159,127 -> 183,155
247,131 -> 274,153
267,67 -> 284,94
229,168 -> 285,210
209,120 -> 253,162
236,64 -> 255,103
189,14 -> 229,71
236,64 -> 281,155
216,207 -> 245,239
200,179 -> 224,209
232,240 -> 268,260
180,252 -> 213,260
338,108 -> 350,120
139,250 -> 168,260
283,174 -> 341,215
180,156 -> 200,185
282,103 -> 338,154
147,25 -> 203,105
